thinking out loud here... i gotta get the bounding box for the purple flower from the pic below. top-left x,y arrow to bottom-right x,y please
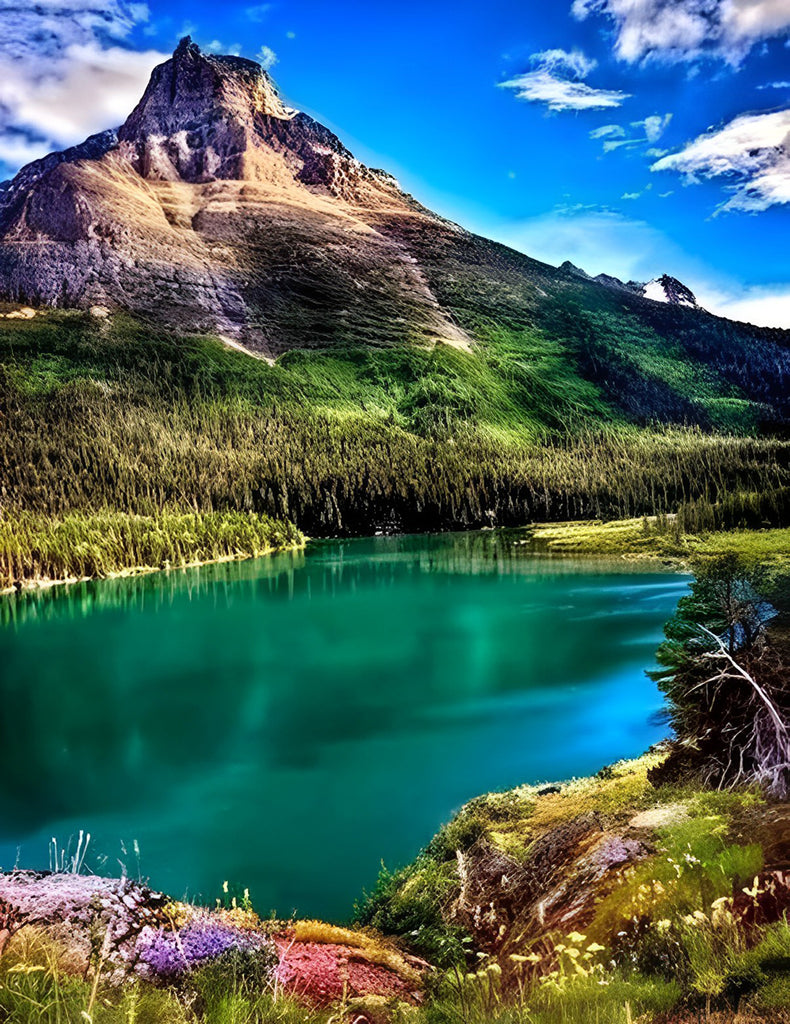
137,919 -> 267,978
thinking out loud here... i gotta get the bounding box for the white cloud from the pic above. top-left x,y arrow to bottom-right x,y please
0,0 -> 149,61
257,45 -> 278,70
698,282 -> 790,327
500,48 -> 629,111
0,133 -> 51,168
590,112 -> 672,151
590,123 -> 626,138
530,48 -> 598,78
498,206 -> 683,281
636,113 -> 672,142
573,0 -> 790,64
651,108 -> 790,210
2,43 -> 167,146
0,1 -> 166,174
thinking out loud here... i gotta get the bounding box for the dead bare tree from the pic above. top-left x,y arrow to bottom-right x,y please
692,627 -> 790,798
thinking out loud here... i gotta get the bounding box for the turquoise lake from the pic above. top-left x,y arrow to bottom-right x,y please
0,531 -> 689,920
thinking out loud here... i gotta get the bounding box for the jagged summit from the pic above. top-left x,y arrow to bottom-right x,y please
119,35 -> 295,182
133,33 -> 292,121
643,274 -> 698,308
560,261 -> 699,309
0,38 -> 723,360
0,39 -> 473,355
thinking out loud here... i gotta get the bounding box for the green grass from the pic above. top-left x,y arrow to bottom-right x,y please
531,517 -> 790,568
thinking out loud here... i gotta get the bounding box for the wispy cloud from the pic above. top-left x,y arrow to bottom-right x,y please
246,3 -> 273,22
572,0 -> 790,64
652,107 -> 790,211
500,48 -> 629,111
0,1 -> 166,174
499,203 -> 790,328
589,124 -> 626,139
499,205 -> 681,282
590,112 -> 672,151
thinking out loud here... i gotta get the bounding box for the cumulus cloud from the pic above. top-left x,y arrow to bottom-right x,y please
652,108 -> 790,210
500,48 -> 629,111
0,1 -> 166,175
637,113 -> 672,142
572,0 -> 790,64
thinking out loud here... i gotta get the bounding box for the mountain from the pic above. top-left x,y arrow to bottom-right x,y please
0,37 -> 474,357
559,262 -> 699,308
1,38 -> 789,434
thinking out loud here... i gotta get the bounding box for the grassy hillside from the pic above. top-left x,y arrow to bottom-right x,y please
1,309 -> 788,567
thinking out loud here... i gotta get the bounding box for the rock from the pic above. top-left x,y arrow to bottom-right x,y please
0,39 -> 471,358
0,872 -> 428,1005
273,935 -> 420,1007
0,871 -> 170,978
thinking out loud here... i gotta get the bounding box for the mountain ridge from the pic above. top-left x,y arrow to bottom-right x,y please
0,38 -> 789,438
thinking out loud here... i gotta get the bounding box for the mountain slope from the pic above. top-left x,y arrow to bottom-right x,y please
0,38 -> 789,436
0,37 -> 472,358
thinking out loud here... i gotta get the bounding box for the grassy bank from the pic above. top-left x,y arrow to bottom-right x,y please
353,751 -> 790,1023
0,510 -> 303,591
531,517 -> 790,568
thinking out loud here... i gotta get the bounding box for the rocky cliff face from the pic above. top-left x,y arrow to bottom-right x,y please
0,38 -> 471,356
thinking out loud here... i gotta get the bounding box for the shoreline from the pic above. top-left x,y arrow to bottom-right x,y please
1,541 -> 307,598
5,515 -> 788,598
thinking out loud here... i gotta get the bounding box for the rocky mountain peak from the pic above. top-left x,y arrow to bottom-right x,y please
643,274 -> 698,308
560,260 -> 699,309
117,37 -> 295,181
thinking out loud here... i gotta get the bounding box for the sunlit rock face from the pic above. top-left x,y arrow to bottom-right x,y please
0,38 -> 473,355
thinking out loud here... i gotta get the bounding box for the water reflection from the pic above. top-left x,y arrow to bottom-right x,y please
0,532 -> 689,919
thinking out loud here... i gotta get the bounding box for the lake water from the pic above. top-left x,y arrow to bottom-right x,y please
0,531 -> 688,921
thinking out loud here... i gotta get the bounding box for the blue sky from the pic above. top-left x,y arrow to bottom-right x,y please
2,0 -> 790,324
